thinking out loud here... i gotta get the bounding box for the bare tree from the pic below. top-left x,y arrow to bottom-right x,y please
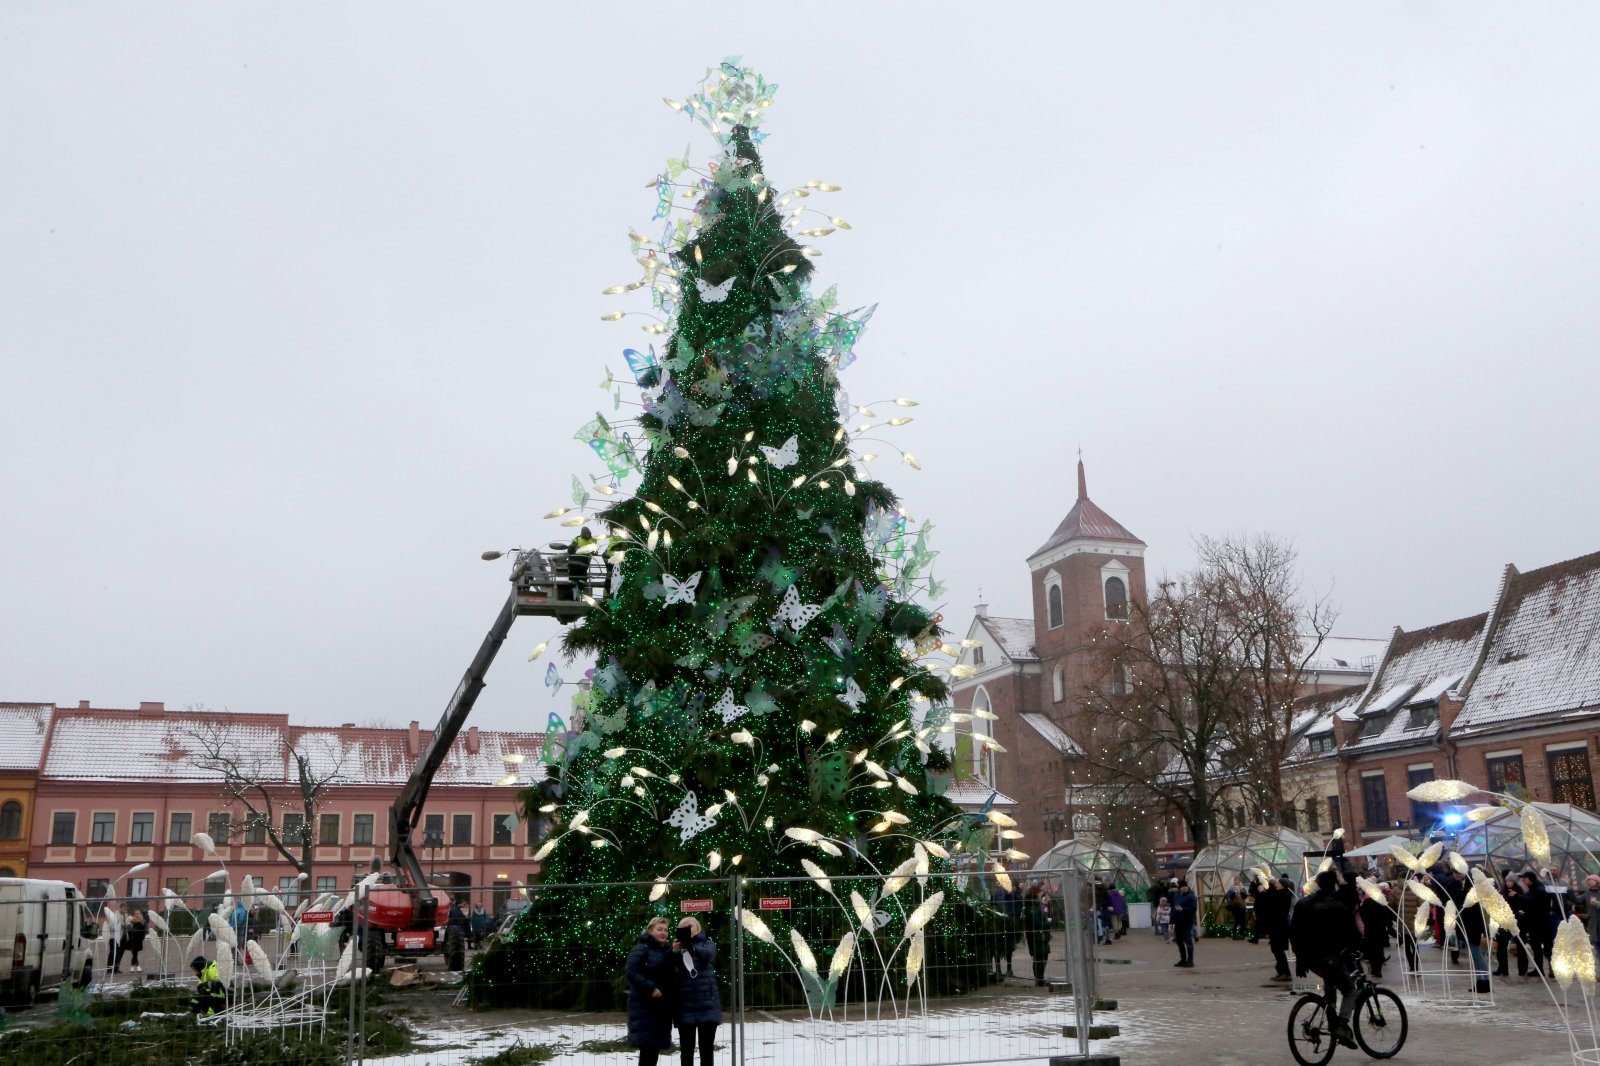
1073,532 -> 1334,851
183,720 -> 349,888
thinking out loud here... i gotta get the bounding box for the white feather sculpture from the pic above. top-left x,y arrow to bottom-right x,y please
906,929 -> 926,988
193,831 -> 218,857
214,948 -> 234,984
246,940 -> 273,980
208,912 -> 237,950
185,928 -> 205,964
262,894 -> 290,930
333,938 -> 355,984
240,874 -> 255,898
146,910 -> 170,935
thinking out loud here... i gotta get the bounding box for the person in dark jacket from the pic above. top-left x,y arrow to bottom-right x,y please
469,903 -> 491,948
1290,870 -> 1362,1048
625,917 -> 678,1066
1023,882 -> 1054,985
125,910 -> 149,974
1519,872 -> 1554,977
986,883 -> 1018,978
1252,875 -> 1293,981
674,918 -> 721,1066
1358,886 -> 1395,980
1169,878 -> 1198,967
566,527 -> 596,600
1494,875 -> 1526,976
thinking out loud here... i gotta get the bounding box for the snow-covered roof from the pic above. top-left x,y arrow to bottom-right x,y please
1300,635 -> 1387,674
979,616 -> 1038,663
1286,687 -> 1366,760
1455,550 -> 1600,733
1019,713 -> 1084,755
0,703 -> 53,771
941,778 -> 1019,809
38,706 -> 543,786
1341,614 -> 1486,753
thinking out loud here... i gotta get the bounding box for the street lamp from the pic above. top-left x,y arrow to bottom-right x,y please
422,827 -> 445,879
1042,810 -> 1066,847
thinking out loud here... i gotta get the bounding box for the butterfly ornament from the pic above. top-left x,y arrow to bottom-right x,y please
711,689 -> 749,725
837,677 -> 866,713
695,277 -> 735,303
758,435 -> 799,468
660,571 -> 703,607
771,584 -> 824,631
665,791 -> 718,842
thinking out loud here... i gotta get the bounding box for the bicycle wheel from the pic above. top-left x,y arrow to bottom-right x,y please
1353,986 -> 1408,1059
1287,994 -> 1338,1066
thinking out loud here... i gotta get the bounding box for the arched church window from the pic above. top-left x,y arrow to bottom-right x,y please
1047,585 -> 1063,629
1052,666 -> 1065,703
971,690 -> 995,784
1104,576 -> 1128,620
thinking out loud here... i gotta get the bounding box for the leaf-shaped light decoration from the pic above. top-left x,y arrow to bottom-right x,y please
208,912 -> 237,950
1389,846 -> 1421,873
922,840 -> 950,860
1522,805 -> 1552,867
828,930 -> 856,981
1552,914 -> 1592,991
1406,778 -> 1478,803
882,856 -> 919,898
146,910 -> 169,935
1355,876 -> 1386,904
789,928 -> 819,977
1413,902 -> 1433,939
1405,880 -> 1444,909
1464,884 -> 1481,908
650,880 -> 669,902
1470,869 -> 1519,935
851,891 -> 875,931
986,811 -> 1017,828
992,863 -> 1014,893
247,940 -> 273,980
334,937 -> 355,983
904,891 -> 945,938
186,927 -> 205,962
193,831 -> 218,857
784,827 -> 823,844
1316,857 -> 1333,874
914,842 -> 930,878
906,929 -> 926,988
532,837 -> 560,862
1448,851 -> 1469,877
1465,805 -> 1501,823
1443,900 -> 1458,936
214,949 -> 234,985
801,859 -> 835,898
740,908 -> 776,945
1418,842 -> 1443,870
816,839 -> 844,857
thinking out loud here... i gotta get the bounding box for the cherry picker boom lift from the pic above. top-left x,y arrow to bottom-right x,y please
361,545 -> 600,971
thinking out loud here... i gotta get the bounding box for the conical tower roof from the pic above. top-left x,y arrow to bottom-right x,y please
1028,459 -> 1144,560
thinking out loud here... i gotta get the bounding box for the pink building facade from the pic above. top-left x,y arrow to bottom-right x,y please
25,702 -> 547,915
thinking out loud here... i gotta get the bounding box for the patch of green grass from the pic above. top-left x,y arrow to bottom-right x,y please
472,1039 -> 556,1065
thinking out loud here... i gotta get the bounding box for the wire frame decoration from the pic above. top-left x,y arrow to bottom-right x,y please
1186,825 -> 1316,897
1454,801 -> 1600,879
1032,837 -> 1152,893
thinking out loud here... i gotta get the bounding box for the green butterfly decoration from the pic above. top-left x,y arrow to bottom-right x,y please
731,621 -> 774,658
744,682 -> 779,718
807,750 -> 849,802
702,594 -> 758,636
757,552 -> 799,591
665,143 -> 694,178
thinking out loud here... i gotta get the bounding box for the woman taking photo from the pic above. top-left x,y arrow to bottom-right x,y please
625,917 -> 677,1066
675,917 -> 722,1066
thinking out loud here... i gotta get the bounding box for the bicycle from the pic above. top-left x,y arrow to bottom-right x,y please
1287,950 -> 1409,1064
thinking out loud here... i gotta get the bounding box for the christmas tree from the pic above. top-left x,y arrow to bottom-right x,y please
472,60 -> 1015,1009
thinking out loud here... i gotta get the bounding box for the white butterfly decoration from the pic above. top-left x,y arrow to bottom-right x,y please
711,688 -> 749,725
758,435 -> 799,468
837,677 -> 866,713
665,790 -> 717,842
661,571 -> 703,606
695,277 -> 735,303
771,584 -> 824,631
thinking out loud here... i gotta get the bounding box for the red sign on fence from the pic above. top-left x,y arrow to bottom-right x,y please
758,897 -> 791,910
300,911 -> 334,924
681,899 -> 714,913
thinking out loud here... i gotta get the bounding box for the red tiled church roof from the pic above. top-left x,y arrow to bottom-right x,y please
1029,461 -> 1144,559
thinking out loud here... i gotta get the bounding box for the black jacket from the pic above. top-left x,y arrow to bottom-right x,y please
1290,889 -> 1360,971
624,933 -> 677,1049
674,933 -> 721,1026
1253,885 -> 1292,934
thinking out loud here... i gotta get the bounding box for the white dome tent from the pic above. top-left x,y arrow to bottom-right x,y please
1186,825 -> 1316,897
1032,837 -> 1152,893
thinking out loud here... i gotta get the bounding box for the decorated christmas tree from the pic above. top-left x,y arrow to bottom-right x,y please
472,60 -> 1015,1008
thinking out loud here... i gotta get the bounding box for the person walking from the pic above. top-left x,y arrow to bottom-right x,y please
1518,872 -> 1555,977
986,882 -> 1015,979
1108,886 -> 1127,940
674,917 -> 721,1066
1154,896 -> 1172,942
625,917 -> 678,1066
125,910 -> 149,974
1580,874 -> 1600,950
1023,882 -> 1054,985
1170,878 -> 1198,968
1494,875 -> 1526,977
470,903 -> 491,949
1254,874 -> 1293,982
1226,877 -> 1250,938
1358,884 -> 1395,980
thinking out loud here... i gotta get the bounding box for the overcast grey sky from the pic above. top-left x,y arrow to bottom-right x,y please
4,4 -> 1598,735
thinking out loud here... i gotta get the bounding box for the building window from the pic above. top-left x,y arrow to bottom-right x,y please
130,812 -> 155,844
1357,713 -> 1392,739
315,876 -> 337,894
1309,735 -> 1335,755
1407,766 -> 1439,827
1360,775 -> 1389,829
493,814 -> 515,847
1486,753 -> 1526,795
283,813 -> 307,844
91,812 -> 116,844
453,813 -> 474,846
1550,748 -> 1596,809
1111,664 -> 1133,696
1104,576 -> 1129,620
50,811 -> 76,845
1052,666 -> 1065,703
353,814 -> 375,846
203,876 -> 226,909
1328,795 -> 1341,830
1305,798 -> 1320,833
1406,705 -> 1438,730
207,812 -> 231,846
973,645 -> 984,666
0,800 -> 22,840
318,813 -> 341,846
1047,584 -> 1063,629
423,813 -> 446,847
86,878 -> 111,899
169,812 -> 192,845
165,877 -> 190,900
277,876 -> 299,908
243,815 -> 268,845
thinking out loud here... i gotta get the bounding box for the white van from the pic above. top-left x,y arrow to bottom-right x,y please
0,878 -> 94,1004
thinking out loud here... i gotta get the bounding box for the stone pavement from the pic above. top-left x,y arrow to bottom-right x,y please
1084,927 -> 1580,1065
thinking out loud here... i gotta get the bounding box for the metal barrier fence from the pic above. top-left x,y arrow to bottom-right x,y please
1,872 -> 1105,1066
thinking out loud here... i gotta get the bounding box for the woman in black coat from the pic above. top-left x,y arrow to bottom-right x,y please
625,917 -> 678,1066
674,918 -> 722,1066
1022,883 -> 1053,986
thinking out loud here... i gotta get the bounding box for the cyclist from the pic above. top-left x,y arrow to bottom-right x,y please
1290,868 -> 1362,1048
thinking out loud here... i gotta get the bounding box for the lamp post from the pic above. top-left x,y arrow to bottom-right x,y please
1042,810 -> 1066,847
423,827 -> 445,881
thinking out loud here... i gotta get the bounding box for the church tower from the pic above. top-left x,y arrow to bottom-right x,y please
1026,459 -> 1147,727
